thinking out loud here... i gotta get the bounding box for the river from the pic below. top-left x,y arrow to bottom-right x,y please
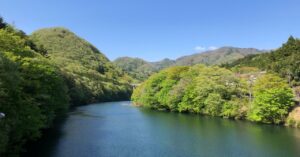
23,101 -> 300,157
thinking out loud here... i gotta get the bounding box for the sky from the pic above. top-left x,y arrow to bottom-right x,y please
1,0 -> 300,61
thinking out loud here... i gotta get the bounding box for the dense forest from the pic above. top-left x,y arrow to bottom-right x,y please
30,27 -> 132,104
114,57 -> 175,82
114,47 -> 264,82
132,37 -> 300,127
0,18 -> 132,157
224,36 -> 300,87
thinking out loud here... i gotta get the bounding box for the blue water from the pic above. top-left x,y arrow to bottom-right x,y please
23,101 -> 300,157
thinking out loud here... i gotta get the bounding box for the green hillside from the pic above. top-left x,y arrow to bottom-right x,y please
30,27 -> 132,104
113,57 -> 174,82
114,47 -> 264,82
223,37 -> 300,127
114,57 -> 153,82
225,36 -> 300,86
132,36 -> 300,128
0,19 -> 132,157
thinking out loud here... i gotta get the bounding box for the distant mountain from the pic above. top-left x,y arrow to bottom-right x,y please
114,57 -> 152,81
113,57 -> 175,82
114,47 -> 265,82
152,58 -> 176,70
175,47 -> 265,66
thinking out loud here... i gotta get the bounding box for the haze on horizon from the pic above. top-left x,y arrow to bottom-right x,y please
1,0 -> 300,61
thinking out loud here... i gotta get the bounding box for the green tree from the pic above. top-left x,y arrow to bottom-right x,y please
226,36 -> 300,85
0,17 -> 133,157
203,93 -> 224,116
247,74 -> 294,124
133,65 -> 249,118
221,97 -> 248,119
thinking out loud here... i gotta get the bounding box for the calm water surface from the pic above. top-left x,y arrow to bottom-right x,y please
24,101 -> 300,157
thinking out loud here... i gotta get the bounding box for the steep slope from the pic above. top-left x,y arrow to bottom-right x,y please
31,27 -> 111,71
114,47 -> 264,82
30,27 -> 132,105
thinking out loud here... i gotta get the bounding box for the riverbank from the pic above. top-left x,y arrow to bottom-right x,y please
132,65 -> 297,127
22,101 -> 300,157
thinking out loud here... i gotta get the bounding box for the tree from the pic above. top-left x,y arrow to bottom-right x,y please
203,93 -> 224,116
0,17 -> 133,156
0,17 -> 7,29
221,97 -> 248,119
247,74 -> 294,124
226,36 -> 300,85
133,65 -> 249,118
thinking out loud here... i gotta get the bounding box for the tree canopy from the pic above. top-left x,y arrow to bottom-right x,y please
114,47 -> 264,82
30,27 -> 132,104
224,36 -> 300,86
0,19 -> 133,157
132,64 -> 295,124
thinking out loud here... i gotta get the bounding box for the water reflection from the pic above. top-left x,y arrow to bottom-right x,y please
23,101 -> 300,157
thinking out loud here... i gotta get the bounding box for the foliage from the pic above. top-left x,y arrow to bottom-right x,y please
221,97 -> 248,119
0,19 -> 133,157
285,106 -> 300,128
225,36 -> 300,86
115,47 -> 264,82
132,64 -> 295,125
113,57 -> 174,82
247,74 -> 294,124
0,26 -> 69,156
30,27 -> 132,105
178,65 -> 246,115
132,65 -> 249,118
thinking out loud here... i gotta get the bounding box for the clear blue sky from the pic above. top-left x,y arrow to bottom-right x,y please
1,0 -> 300,61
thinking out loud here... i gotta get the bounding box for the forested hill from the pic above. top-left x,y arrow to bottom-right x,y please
223,37 -> 300,127
30,27 -> 132,104
114,47 -> 264,82
113,57 -> 175,82
224,36 -> 300,86
0,18 -> 132,157
132,36 -> 300,128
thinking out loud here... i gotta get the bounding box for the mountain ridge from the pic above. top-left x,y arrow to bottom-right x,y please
114,46 -> 266,82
